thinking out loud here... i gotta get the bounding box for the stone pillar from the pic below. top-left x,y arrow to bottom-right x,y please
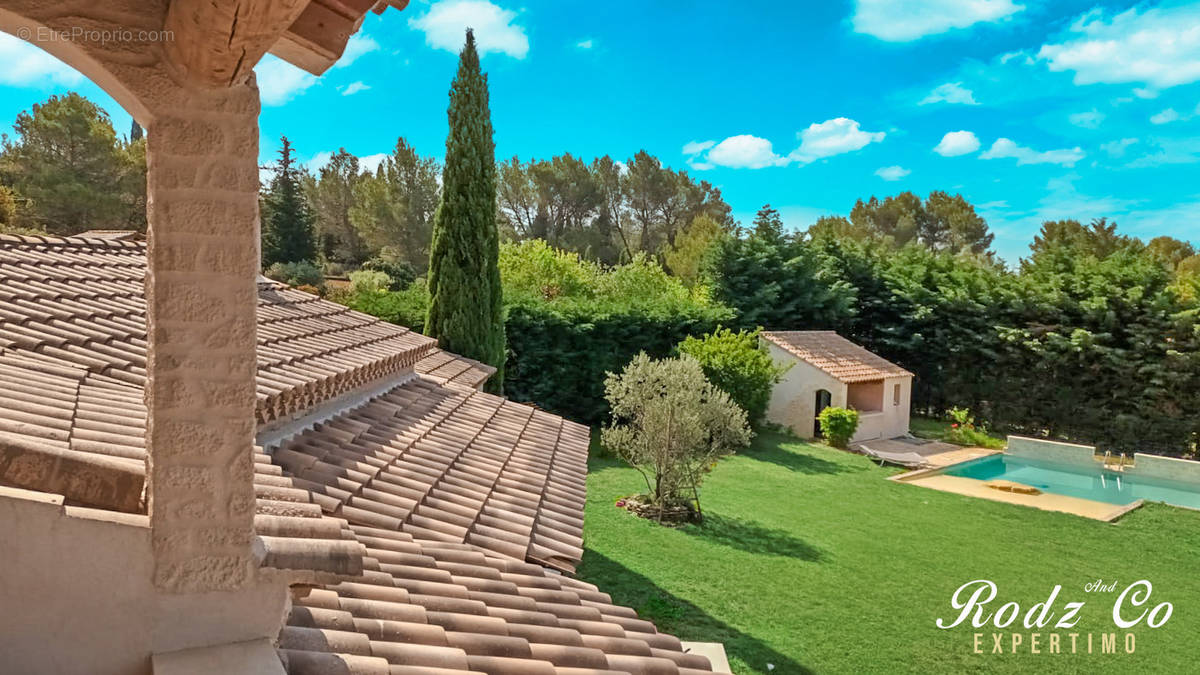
144,83 -> 262,593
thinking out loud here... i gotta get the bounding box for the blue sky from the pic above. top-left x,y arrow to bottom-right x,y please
1,0 -> 1198,261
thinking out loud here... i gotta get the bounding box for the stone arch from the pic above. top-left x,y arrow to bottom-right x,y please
0,4 -> 166,125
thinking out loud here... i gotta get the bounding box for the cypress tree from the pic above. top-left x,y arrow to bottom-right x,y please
426,30 -> 505,393
262,136 -> 317,267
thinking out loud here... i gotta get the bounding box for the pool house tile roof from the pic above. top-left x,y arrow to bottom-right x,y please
762,330 -> 913,383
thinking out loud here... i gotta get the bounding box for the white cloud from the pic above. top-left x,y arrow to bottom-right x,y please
1133,87 -> 1159,99
999,50 -> 1035,66
1100,138 -> 1138,158
1037,5 -> 1200,89
875,165 -> 911,181
1068,110 -> 1104,129
0,33 -> 84,87
852,0 -> 1024,42
305,151 -> 333,174
335,34 -> 379,68
255,55 -> 317,106
919,82 -> 978,105
685,118 -> 885,170
705,135 -> 788,169
576,39 -> 593,49
1150,108 -> 1180,125
359,153 -> 389,174
933,130 -> 981,156
409,0 -> 529,59
341,81 -> 370,96
980,138 -> 1085,166
790,118 -> 885,163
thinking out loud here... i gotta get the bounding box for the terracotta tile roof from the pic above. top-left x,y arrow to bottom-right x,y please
255,279 -> 436,423
0,233 -> 714,673
762,330 -> 913,383
415,348 -> 498,390
278,525 -> 716,675
74,229 -> 142,241
0,233 -> 480,424
271,377 -> 588,573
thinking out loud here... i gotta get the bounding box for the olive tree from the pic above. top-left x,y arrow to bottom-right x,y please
602,353 -> 751,521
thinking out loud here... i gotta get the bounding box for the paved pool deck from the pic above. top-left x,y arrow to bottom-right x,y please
892,468 -> 1144,521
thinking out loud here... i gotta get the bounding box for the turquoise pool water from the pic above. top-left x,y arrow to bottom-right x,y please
942,455 -> 1200,510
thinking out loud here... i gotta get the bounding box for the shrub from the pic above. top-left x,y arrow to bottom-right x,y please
945,406 -> 1002,448
345,279 -> 430,332
602,353 -> 751,521
265,260 -> 324,288
501,241 -> 734,423
818,407 -> 860,449
361,257 -> 416,290
294,284 -> 322,297
349,269 -> 392,294
499,240 -> 598,300
677,327 -> 788,426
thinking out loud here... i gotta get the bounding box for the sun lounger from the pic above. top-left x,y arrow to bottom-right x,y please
857,444 -> 931,468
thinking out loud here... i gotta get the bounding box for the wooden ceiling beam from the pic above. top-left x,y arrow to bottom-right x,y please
268,1 -> 362,75
164,0 -> 311,87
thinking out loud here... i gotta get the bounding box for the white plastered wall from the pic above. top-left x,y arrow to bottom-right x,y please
764,342 -> 847,439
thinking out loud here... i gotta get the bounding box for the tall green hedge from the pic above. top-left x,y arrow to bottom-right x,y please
342,240 -> 734,423
504,299 -> 732,423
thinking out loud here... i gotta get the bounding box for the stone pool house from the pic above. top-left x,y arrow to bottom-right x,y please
762,331 -> 913,443
0,2 -> 715,674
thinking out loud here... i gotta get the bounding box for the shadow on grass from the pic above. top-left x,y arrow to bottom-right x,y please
580,549 -> 814,674
681,513 -> 825,561
739,437 -> 855,475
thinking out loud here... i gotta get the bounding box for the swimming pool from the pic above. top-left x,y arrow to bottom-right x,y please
942,454 -> 1200,510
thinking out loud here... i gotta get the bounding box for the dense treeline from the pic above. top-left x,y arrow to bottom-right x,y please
710,209 -> 1200,455
344,240 -> 732,422
257,137 -> 737,279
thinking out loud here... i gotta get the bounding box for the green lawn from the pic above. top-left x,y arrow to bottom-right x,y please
578,431 -> 1200,674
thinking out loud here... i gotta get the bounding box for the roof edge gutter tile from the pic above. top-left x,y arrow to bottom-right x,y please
0,430 -> 144,512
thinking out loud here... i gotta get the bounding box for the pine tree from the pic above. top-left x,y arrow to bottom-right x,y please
261,136 -> 317,267
425,30 -> 506,393
751,204 -> 785,243
0,92 -> 137,233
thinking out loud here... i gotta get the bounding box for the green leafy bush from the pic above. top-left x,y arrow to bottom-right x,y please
361,257 -> 416,290
945,407 -> 1003,448
818,407 -> 860,449
345,279 -> 430,333
349,269 -> 392,294
499,239 -> 598,299
677,327 -> 788,426
603,353 -> 750,521
265,260 -> 324,288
